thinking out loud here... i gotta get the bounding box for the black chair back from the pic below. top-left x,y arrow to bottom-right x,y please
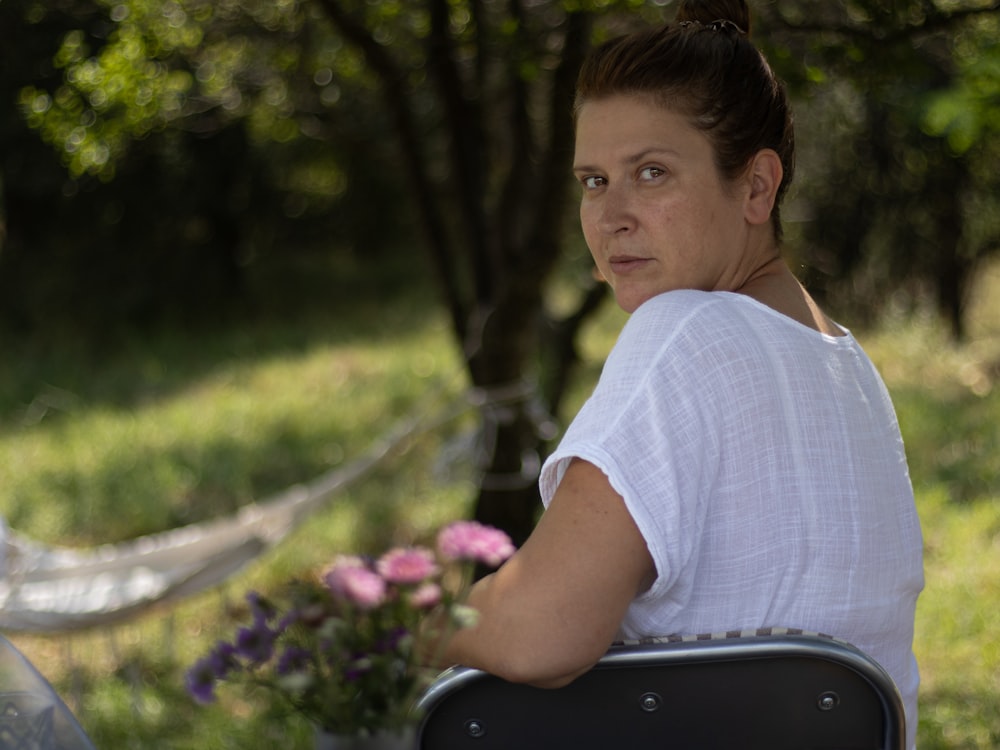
417,633 -> 905,750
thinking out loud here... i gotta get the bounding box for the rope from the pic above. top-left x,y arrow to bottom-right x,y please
0,374 -> 558,633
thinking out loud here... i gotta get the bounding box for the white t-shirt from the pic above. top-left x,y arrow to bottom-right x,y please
540,290 -> 924,748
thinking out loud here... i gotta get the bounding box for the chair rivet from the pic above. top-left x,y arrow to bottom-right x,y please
817,691 -> 840,711
465,719 -> 486,738
639,692 -> 662,712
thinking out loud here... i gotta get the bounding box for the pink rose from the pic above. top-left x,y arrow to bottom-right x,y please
408,582 -> 443,609
436,521 -> 516,568
376,547 -> 439,584
323,556 -> 387,609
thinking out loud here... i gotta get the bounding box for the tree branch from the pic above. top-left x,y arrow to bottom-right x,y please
469,0 -> 488,93
774,1 -> 1000,43
544,278 -> 609,419
525,10 -> 590,270
496,0 -> 537,260
427,0 -> 493,305
314,0 -> 470,342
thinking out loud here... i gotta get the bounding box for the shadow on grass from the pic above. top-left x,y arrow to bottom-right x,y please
4,381 -> 472,546
0,251 -> 444,425
5,427 -> 342,542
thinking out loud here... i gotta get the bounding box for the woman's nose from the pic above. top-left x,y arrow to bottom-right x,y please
596,185 -> 635,235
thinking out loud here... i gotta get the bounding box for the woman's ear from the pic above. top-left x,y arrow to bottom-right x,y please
744,149 -> 783,227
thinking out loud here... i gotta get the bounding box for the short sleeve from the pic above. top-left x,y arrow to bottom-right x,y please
540,291 -> 724,598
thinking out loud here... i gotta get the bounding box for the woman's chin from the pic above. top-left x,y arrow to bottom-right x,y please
614,288 -> 661,314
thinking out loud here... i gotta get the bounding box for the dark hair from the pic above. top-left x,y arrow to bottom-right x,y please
574,0 -> 795,241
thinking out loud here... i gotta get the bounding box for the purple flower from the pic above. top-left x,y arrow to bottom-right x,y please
278,609 -> 301,631
247,591 -> 277,626
186,519 -> 520,729
185,656 -> 220,704
235,623 -> 277,664
437,521 -> 516,567
276,646 -> 311,676
374,626 -> 409,654
208,640 -> 239,677
323,556 -> 387,609
185,638 -> 242,703
344,655 -> 373,682
376,547 -> 438,584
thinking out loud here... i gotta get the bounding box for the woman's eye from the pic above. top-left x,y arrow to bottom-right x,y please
581,175 -> 606,190
639,166 -> 665,181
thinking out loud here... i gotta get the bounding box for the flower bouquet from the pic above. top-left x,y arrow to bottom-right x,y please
185,520 -> 515,744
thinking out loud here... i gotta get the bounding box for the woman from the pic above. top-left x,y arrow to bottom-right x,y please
441,1 -> 924,746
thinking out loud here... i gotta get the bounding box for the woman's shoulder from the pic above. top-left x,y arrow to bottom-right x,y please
611,290 -> 849,385
620,290 -> 754,347
603,291 -> 747,386
628,290 -> 853,346
629,289 -> 759,323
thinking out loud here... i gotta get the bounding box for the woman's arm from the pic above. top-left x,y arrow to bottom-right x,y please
439,459 -> 655,688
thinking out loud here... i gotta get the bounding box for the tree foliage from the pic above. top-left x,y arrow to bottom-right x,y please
3,0 -> 1000,541
757,0 -> 1000,338
0,0 -> 410,336
3,0 -> 668,542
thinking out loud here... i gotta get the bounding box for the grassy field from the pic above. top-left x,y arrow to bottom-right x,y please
1,255 -> 998,748
866,263 -> 1000,749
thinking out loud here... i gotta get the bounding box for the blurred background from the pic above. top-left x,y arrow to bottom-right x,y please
0,0 -> 997,747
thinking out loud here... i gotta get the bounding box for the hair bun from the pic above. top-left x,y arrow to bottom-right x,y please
675,0 -> 751,36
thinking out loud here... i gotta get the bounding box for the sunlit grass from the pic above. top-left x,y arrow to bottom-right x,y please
862,261 -> 1000,749
2,258 -> 998,747
2,309 -> 476,746
0,332 -> 468,542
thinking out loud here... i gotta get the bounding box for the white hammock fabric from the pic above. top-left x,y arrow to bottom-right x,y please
0,389 -> 481,633
0,446 -> 383,633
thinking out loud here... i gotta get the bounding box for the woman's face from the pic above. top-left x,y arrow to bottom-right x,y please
574,94 -> 756,313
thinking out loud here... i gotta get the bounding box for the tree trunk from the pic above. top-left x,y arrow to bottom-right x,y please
318,1 -> 596,546
934,161 -> 973,342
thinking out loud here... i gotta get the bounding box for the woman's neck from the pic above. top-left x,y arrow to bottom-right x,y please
738,260 -> 845,337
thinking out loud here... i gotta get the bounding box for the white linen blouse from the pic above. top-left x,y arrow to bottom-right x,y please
540,290 -> 924,748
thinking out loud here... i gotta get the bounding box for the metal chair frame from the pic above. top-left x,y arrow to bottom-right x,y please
0,634 -> 96,749
416,633 -> 905,749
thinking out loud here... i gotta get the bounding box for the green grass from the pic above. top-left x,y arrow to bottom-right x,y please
862,260 -> 1000,749
2,257 -> 999,748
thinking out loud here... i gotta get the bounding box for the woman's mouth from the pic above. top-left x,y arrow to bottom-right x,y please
608,255 -> 651,274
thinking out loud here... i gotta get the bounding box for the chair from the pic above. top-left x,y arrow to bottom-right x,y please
416,630 -> 905,750
0,634 -> 96,749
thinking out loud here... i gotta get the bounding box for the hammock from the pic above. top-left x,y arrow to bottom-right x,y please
0,389 -> 480,634
0,445 -> 384,633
